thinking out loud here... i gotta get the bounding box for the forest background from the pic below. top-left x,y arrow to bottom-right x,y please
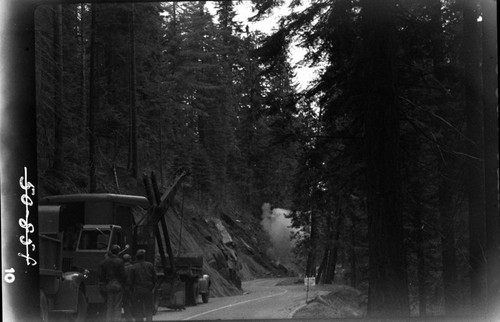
35,0 -> 498,318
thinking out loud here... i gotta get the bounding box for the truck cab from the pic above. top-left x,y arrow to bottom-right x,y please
76,224 -> 123,253
72,224 -> 127,305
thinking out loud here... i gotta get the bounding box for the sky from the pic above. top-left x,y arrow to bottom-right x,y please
207,1 -> 318,91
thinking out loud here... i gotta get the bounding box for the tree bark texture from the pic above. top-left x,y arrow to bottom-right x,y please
430,0 -> 460,313
349,211 -> 357,288
414,203 -> 426,316
323,214 -> 342,284
80,4 -> 87,136
129,5 -> 138,179
438,164 -> 459,313
361,0 -> 409,317
52,4 -> 64,174
306,212 -> 318,277
88,5 -> 97,192
316,248 -> 328,283
317,211 -> 341,284
481,0 -> 499,317
462,0 -> 486,314
316,214 -> 330,284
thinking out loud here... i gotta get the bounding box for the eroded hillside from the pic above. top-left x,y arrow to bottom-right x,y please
162,198 -> 287,296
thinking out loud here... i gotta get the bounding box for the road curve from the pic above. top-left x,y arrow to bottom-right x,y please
153,278 -> 325,321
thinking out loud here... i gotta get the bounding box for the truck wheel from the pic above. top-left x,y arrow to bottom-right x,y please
68,290 -> 87,322
185,279 -> 198,306
87,303 -> 105,321
193,280 -> 199,306
153,291 -> 159,315
201,292 -> 209,304
40,290 -> 49,322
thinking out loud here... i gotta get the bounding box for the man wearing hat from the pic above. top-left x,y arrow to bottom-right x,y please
99,244 -> 127,321
130,249 -> 157,322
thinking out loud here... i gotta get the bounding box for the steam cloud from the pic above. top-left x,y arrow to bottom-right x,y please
261,203 -> 295,265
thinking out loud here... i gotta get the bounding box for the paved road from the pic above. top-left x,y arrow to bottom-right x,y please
153,278 -> 328,321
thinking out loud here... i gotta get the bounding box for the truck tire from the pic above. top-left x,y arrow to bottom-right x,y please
185,279 -> 198,306
193,280 -> 199,306
68,290 -> 87,322
40,290 -> 49,322
87,303 -> 105,321
201,292 -> 209,304
153,290 -> 160,315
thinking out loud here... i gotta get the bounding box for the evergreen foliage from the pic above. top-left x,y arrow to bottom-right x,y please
251,0 -> 497,317
35,0 -> 498,318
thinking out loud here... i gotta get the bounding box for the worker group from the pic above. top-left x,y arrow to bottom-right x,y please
99,245 -> 157,322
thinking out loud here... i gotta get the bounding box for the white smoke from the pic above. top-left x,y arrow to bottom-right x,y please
261,203 -> 295,265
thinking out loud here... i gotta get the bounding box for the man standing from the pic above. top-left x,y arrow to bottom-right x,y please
122,254 -> 134,321
99,244 -> 127,321
130,249 -> 157,322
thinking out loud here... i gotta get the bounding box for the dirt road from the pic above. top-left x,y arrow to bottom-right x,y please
153,278 -> 329,320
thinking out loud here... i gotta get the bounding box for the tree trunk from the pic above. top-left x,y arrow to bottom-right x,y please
408,118 -> 427,317
462,0 -> 486,315
349,211 -> 357,288
414,202 -> 426,316
306,212 -> 318,277
323,214 -> 342,284
429,0 -> 460,313
361,0 -> 409,317
316,214 -> 330,283
316,248 -> 328,283
317,211 -> 340,285
80,4 -> 86,137
159,107 -> 164,186
129,5 -> 138,179
481,0 -> 499,317
438,166 -> 459,313
52,4 -> 64,175
88,5 -> 97,192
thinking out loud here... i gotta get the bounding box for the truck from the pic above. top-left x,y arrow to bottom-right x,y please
39,205 -> 88,322
39,179 -> 210,319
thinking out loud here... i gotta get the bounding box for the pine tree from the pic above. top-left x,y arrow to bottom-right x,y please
360,0 -> 409,316
481,0 -> 500,316
462,0 -> 486,314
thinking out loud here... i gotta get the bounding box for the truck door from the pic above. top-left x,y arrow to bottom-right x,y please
109,226 -> 127,253
115,205 -> 134,246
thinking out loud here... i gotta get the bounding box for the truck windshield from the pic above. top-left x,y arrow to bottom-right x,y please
78,229 -> 111,250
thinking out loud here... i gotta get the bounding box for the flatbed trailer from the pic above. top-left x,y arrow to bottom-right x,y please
155,256 -> 205,308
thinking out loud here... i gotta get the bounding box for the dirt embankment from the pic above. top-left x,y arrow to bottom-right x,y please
162,201 -> 283,297
292,284 -> 367,319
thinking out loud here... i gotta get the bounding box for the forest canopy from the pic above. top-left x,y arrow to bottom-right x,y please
35,0 -> 498,318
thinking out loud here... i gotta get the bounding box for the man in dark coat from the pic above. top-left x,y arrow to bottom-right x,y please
130,249 -> 157,322
99,244 -> 127,321
122,254 -> 134,321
